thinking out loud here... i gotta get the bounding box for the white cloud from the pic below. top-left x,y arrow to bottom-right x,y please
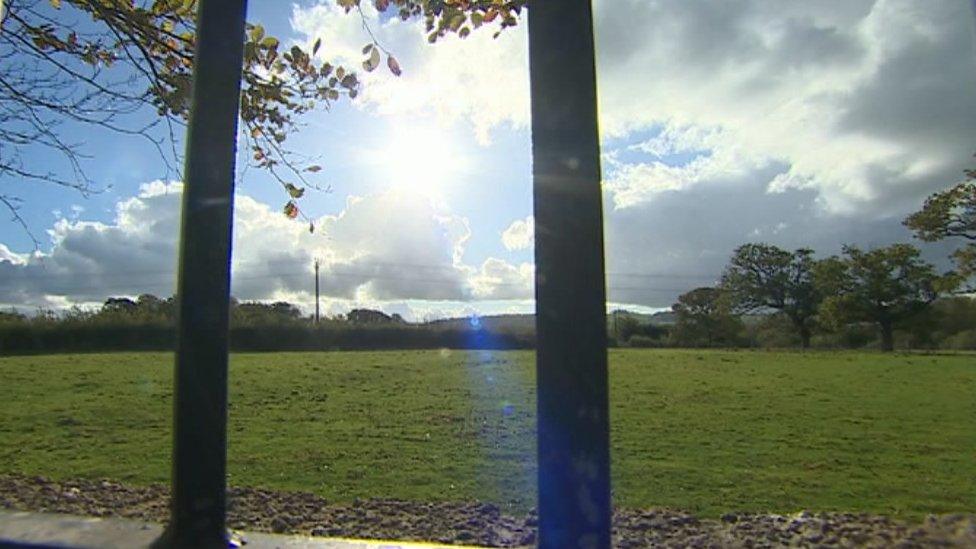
468,257 -> 533,300
501,215 -> 534,251
596,0 -> 976,215
291,1 -> 975,217
0,183 -> 533,312
290,1 -> 530,144
0,244 -> 26,266
602,170 -> 959,308
6,1 -> 972,314
588,0 -> 976,307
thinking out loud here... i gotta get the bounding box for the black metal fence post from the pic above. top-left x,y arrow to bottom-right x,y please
154,1 -> 249,547
528,1 -> 612,548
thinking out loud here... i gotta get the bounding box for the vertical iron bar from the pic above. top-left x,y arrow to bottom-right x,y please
155,0 -> 248,547
528,1 -> 611,548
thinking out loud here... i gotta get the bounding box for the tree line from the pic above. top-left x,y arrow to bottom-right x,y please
0,297 -> 531,354
2,159 -> 973,354
657,243 -> 967,351
0,295 -> 409,328
661,169 -> 975,352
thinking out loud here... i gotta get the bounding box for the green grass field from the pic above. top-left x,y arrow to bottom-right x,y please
0,350 -> 973,518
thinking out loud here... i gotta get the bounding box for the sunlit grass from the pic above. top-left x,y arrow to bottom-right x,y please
0,349 -> 973,518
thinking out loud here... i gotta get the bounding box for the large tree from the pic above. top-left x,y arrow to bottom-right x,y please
0,0 -> 525,241
904,158 -> 976,286
814,244 -> 958,352
721,243 -> 821,348
671,287 -> 742,348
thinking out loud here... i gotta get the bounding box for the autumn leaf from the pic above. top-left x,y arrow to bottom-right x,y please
283,201 -> 299,219
284,183 -> 305,198
340,73 -> 358,89
363,46 -> 380,72
387,55 -> 402,76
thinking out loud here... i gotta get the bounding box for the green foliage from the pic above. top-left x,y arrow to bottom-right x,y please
721,243 -> 821,347
952,244 -> 976,281
931,296 -> 976,334
671,287 -> 743,347
745,313 -> 801,349
609,312 -> 671,347
0,310 -> 27,324
5,290 -> 974,353
904,181 -> 976,242
898,296 -> 976,350
809,322 -> 876,349
623,334 -> 666,348
232,300 -> 303,326
2,350 -> 975,518
942,328 -> 976,350
815,244 -> 958,351
614,313 -> 640,340
345,308 -> 402,324
0,297 -> 536,354
904,156 -> 976,281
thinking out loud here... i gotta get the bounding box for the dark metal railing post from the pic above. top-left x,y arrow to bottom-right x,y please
154,1 -> 249,547
528,1 -> 612,548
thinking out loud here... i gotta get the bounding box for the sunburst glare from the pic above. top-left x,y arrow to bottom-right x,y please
380,124 -> 470,199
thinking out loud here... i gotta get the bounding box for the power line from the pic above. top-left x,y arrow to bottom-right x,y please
0,260 -> 720,298
0,270 -> 707,294
0,262 -> 718,283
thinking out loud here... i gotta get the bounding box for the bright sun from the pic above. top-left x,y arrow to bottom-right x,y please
381,125 -> 468,198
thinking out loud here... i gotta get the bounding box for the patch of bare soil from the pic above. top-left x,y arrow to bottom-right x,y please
2,474 -> 974,547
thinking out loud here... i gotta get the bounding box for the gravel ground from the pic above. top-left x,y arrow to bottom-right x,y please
2,474 -> 974,547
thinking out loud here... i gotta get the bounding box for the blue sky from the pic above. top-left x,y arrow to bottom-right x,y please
1,0 -> 974,319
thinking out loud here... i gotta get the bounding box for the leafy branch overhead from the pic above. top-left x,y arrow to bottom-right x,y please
904,155 -> 976,281
0,0 -> 525,238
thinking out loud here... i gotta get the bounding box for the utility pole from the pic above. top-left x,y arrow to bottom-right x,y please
314,259 -> 320,324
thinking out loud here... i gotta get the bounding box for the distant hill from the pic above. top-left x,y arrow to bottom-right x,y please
423,314 -> 535,333
610,310 -> 677,325
423,310 -> 680,333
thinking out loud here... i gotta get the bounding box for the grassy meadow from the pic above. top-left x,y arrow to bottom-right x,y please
0,349 -> 973,519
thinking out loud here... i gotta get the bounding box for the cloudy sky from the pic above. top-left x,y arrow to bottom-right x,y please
1,0 -> 974,320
